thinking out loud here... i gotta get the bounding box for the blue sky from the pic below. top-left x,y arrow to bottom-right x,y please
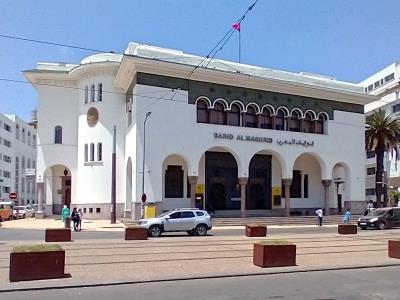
1,0 -> 399,121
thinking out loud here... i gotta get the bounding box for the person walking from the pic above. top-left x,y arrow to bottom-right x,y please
61,205 -> 70,224
71,207 -> 79,231
315,208 -> 323,226
343,209 -> 352,224
77,208 -> 83,231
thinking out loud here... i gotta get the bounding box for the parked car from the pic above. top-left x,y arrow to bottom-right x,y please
0,201 -> 14,221
13,205 -> 35,219
358,207 -> 400,230
137,208 -> 212,237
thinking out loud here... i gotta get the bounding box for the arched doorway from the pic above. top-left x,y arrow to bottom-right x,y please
162,154 -> 189,211
332,163 -> 349,213
291,153 -> 324,213
43,165 -> 72,214
247,155 -> 270,209
204,151 -> 240,212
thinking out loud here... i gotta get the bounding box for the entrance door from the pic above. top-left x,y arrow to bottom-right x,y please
337,194 -> 342,213
65,188 -> 71,208
205,152 -> 239,211
247,154 -> 271,209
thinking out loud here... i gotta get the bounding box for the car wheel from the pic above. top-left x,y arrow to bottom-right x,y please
187,230 -> 196,236
360,226 -> 367,230
195,224 -> 208,236
32,213 -> 35,218
149,225 -> 162,237
22,214 -> 26,219
378,222 -> 386,230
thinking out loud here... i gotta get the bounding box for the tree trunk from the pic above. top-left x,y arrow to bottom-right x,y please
375,148 -> 384,208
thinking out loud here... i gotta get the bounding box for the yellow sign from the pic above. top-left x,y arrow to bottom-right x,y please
272,187 -> 281,196
195,184 -> 205,194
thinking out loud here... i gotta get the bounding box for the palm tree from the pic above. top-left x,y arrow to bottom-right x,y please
365,109 -> 400,207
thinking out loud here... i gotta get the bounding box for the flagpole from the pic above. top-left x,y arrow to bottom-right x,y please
239,28 -> 241,63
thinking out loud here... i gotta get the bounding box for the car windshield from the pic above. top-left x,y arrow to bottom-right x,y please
367,209 -> 387,216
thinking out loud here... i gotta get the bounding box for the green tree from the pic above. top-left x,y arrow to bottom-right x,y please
365,109 -> 400,207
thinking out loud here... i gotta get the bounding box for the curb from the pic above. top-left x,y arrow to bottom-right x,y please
1,263 -> 399,293
0,224 -> 341,231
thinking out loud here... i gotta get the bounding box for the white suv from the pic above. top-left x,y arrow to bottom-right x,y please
137,208 -> 212,237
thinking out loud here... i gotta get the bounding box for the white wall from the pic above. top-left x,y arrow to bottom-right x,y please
132,84 -> 366,209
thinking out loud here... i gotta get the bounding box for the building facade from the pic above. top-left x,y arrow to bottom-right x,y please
0,113 -> 37,205
25,43 -> 375,219
361,62 -> 400,203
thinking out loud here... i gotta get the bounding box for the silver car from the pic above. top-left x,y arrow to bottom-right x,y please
137,208 -> 212,237
13,205 -> 35,219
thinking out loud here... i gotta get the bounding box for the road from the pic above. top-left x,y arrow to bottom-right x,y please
0,226 -> 348,241
1,266 -> 398,299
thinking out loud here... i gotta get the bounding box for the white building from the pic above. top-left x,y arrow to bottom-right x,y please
24,42 -> 375,219
361,62 -> 400,202
0,113 -> 37,205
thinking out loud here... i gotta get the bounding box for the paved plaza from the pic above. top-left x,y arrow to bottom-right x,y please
0,225 -> 399,292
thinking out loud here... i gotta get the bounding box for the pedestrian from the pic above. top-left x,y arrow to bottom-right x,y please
61,205 -> 70,224
343,209 -> 351,224
77,208 -> 83,231
367,200 -> 374,212
315,208 -> 323,226
71,207 -> 79,231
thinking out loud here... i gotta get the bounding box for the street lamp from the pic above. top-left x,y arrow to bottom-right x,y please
141,112 -> 151,219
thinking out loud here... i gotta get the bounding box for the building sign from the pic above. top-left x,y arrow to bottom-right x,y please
276,139 -> 314,147
213,132 -> 314,147
214,133 -> 272,144
25,169 -> 36,176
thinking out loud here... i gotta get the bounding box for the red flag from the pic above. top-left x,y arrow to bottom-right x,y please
232,23 -> 241,32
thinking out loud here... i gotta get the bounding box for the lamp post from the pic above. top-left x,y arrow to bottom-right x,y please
141,112 -> 151,219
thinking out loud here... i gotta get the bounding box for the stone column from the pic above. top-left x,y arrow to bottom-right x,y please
321,180 -> 332,216
282,179 -> 292,217
239,177 -> 248,218
36,182 -> 45,219
188,176 -> 198,208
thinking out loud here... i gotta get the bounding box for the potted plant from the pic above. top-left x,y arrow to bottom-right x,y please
338,224 -> 357,234
125,225 -> 148,240
253,240 -> 296,268
45,228 -> 72,242
9,244 -> 67,282
388,240 -> 400,259
245,223 -> 267,237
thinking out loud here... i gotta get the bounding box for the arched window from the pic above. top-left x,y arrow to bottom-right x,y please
228,103 -> 241,126
196,100 -> 209,123
212,102 -> 226,125
303,112 -> 314,133
98,83 -> 102,102
260,108 -> 273,129
275,110 -> 285,130
288,111 -> 301,132
244,106 -> 257,128
315,114 -> 327,134
90,84 -> 95,102
90,143 -> 95,161
97,142 -> 102,161
84,86 -> 88,103
84,144 -> 88,162
54,126 -> 62,144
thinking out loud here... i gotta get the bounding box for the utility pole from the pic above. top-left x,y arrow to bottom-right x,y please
111,125 -> 116,224
141,112 -> 151,219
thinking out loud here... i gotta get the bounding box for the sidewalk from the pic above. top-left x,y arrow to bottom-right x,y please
0,230 -> 399,292
0,216 -> 350,231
